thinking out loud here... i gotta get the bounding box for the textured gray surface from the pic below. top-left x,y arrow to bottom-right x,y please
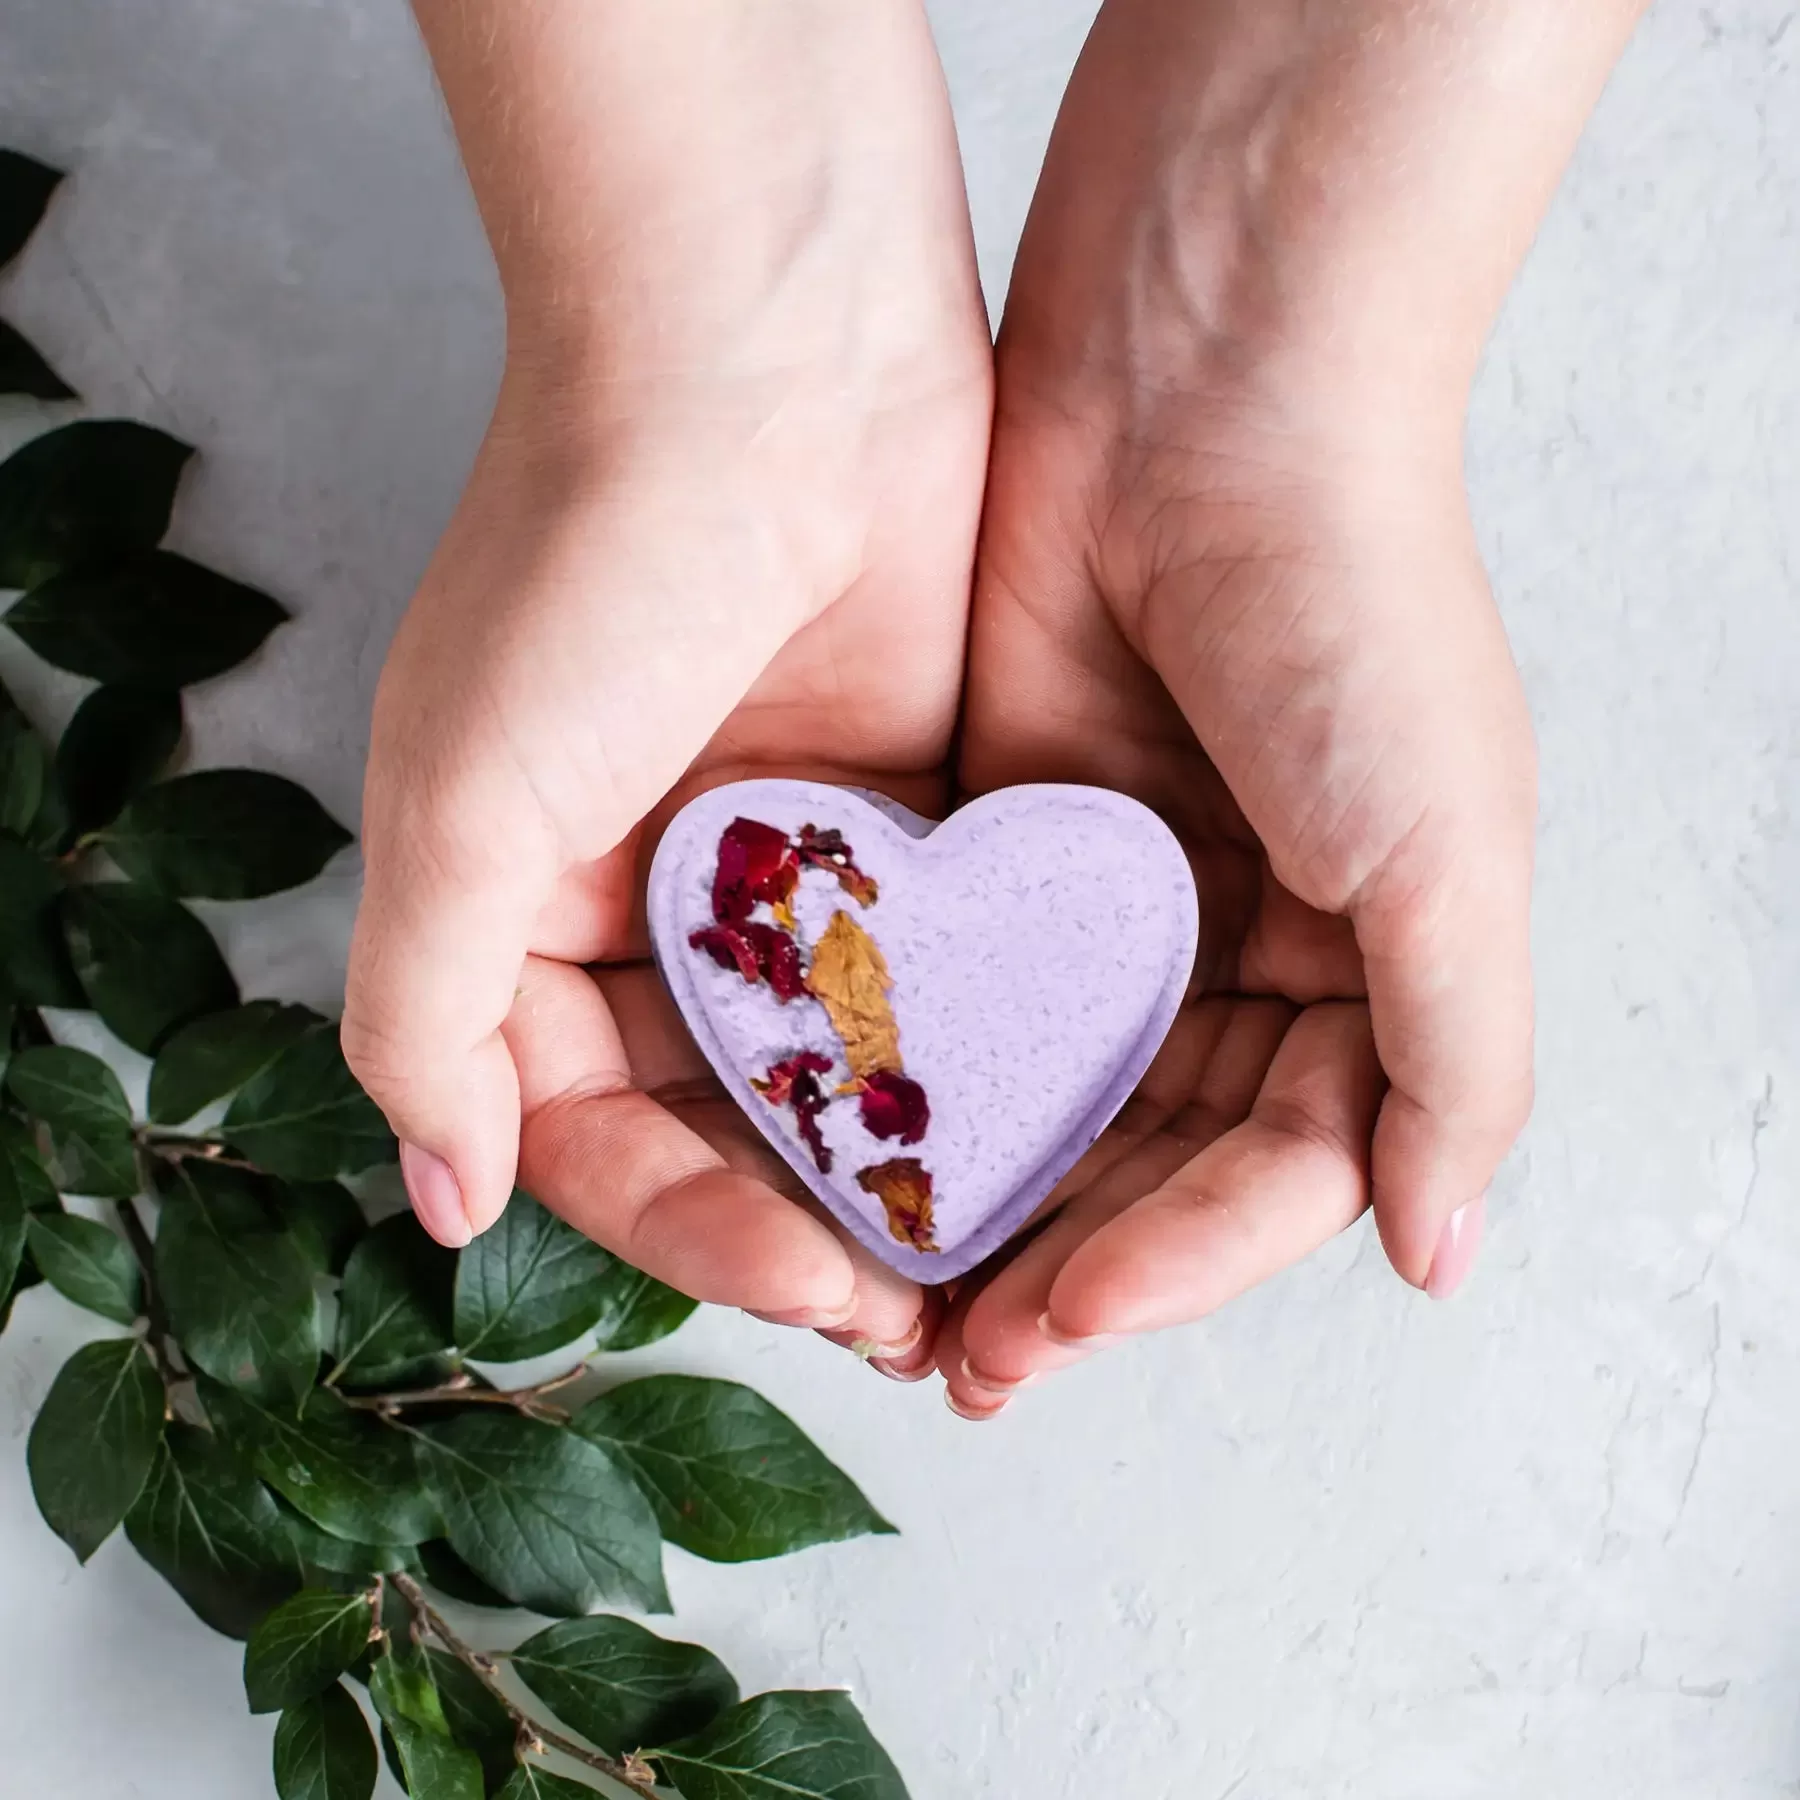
2,3 -> 1797,1796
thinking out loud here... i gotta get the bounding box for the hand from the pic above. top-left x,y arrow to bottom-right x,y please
345,1 -> 990,1357
929,0 -> 1658,1414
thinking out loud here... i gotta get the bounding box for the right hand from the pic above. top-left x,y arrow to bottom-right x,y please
344,1 -> 992,1358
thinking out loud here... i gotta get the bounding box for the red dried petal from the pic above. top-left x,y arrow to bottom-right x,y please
857,1070 -> 929,1145
688,925 -> 760,983
713,817 -> 794,923
857,1157 -> 937,1252
753,1051 -> 835,1172
754,1050 -> 833,1108
796,823 -> 879,908
742,923 -> 806,1002
690,920 -> 807,1003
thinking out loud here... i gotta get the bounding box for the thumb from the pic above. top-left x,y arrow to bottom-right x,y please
343,754 -> 555,1247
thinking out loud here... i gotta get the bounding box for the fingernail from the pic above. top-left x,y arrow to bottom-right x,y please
745,1301 -> 858,1330
945,1388 -> 1008,1422
1426,1196 -> 1487,1300
1037,1311 -> 1114,1351
960,1357 -> 1037,1396
401,1142 -> 472,1248
869,1353 -> 935,1384
862,1319 -> 924,1362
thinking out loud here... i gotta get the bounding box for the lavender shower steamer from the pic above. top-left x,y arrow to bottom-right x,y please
647,780 -> 1200,1282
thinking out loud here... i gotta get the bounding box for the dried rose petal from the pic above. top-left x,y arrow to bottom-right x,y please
753,1051 -> 835,1172
713,817 -> 796,924
856,1070 -> 929,1145
797,823 -> 879,908
688,924 -> 760,983
804,910 -> 900,1075
689,920 -> 807,1003
857,1157 -> 937,1252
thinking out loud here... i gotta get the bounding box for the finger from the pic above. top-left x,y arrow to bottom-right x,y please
1352,805 -> 1533,1294
1043,1001 -> 1384,1342
593,966 -> 926,1346
506,955 -> 857,1322
942,998 -> 1291,1410
345,758 -> 553,1245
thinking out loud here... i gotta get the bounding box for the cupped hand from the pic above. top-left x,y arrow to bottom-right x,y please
345,3 -> 991,1357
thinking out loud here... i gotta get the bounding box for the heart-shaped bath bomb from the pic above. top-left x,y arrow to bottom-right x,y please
648,781 -> 1198,1280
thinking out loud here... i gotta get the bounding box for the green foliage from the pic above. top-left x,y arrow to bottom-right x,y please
148,1001 -> 325,1126
512,1616 -> 738,1756
273,1684 -> 378,1800
0,420 -> 192,589
55,684 -> 182,836
650,1692 -> 911,1800
331,1211 -> 457,1390
7,551 -> 287,686
224,1024 -> 396,1178
417,1409 -> 670,1617
453,1190 -> 624,1362
125,1422 -> 303,1638
244,1587 -> 378,1714
64,881 -> 239,1053
0,145 -> 909,1800
102,768 -> 350,898
25,1210 -> 141,1322
156,1160 -> 320,1406
26,1335 -> 163,1561
574,1377 -> 895,1563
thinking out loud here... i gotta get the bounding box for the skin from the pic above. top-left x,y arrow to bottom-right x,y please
348,0 -> 1649,1409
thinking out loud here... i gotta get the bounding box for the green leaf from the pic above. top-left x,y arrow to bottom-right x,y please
5,1043 -> 136,1196
26,1336 -> 164,1561
199,1375 -> 443,1547
7,551 -> 288,686
512,1616 -> 738,1757
274,1495 -> 420,1583
148,1000 -> 325,1125
25,1210 -> 140,1322
0,420 -> 192,589
415,1539 -> 512,1610
55,684 -> 182,836
332,1212 -> 457,1390
124,1420 -> 303,1637
245,1587 -> 379,1714
573,1377 -> 893,1564
493,1769 -> 600,1800
417,1410 -> 669,1617
0,708 -> 49,838
590,1264 -> 698,1352
0,1114 -> 55,1296
369,1646 -> 485,1800
63,881 -> 239,1054
426,1649 -> 515,1795
651,1692 -> 910,1800
224,1024 -> 395,1179
0,833 -> 83,1007
0,150 -> 61,267
100,768 -> 350,899
274,1684 -> 378,1800
453,1190 -> 621,1363
274,1177 -> 366,1276
155,1159 -> 320,1406
0,320 -> 74,399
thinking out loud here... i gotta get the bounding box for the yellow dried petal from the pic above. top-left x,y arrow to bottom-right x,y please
804,909 -> 901,1078
857,1157 -> 938,1253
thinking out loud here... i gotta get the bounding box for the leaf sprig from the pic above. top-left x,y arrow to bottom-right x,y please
0,148 -> 911,1800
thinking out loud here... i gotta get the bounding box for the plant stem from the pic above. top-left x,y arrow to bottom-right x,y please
114,1186 -> 185,1400
389,1572 -> 663,1798
137,1132 -> 260,1173
341,1363 -> 589,1423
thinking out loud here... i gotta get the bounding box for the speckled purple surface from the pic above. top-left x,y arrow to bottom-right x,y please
648,782 -> 1199,1280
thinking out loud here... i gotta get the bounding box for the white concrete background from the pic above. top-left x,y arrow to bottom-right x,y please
0,3 -> 1796,1796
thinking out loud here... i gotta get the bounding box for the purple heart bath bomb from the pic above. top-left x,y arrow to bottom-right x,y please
647,781 -> 1198,1281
